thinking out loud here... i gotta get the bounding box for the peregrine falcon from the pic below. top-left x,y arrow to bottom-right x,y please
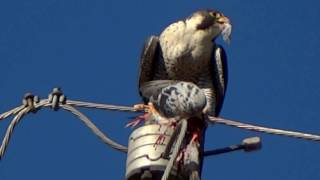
138,9 -> 230,116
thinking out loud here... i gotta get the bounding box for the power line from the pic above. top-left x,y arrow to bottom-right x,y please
0,90 -> 130,159
1,89 -> 320,160
208,116 -> 320,141
61,104 -> 127,152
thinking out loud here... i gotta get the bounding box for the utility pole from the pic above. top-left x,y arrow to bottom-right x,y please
125,116 -> 261,180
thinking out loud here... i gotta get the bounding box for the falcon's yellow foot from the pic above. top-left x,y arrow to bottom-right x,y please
133,104 -> 149,111
133,103 -> 160,115
126,103 -> 161,128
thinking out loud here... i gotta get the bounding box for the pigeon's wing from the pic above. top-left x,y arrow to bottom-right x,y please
144,81 -> 206,118
139,80 -> 178,101
210,44 -> 228,116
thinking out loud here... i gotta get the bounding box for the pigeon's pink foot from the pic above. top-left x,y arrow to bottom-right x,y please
125,114 -> 149,128
126,103 -> 159,128
188,129 -> 204,147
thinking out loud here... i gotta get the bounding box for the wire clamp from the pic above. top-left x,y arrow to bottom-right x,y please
48,87 -> 66,111
22,93 -> 39,113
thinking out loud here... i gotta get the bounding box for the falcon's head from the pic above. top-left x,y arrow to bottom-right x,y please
186,10 -> 232,43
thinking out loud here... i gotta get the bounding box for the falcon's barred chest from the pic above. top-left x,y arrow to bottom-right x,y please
158,21 -> 214,83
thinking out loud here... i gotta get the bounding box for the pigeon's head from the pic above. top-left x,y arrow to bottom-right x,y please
186,10 -> 232,43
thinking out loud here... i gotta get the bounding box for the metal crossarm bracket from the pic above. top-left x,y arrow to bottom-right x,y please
203,136 -> 262,157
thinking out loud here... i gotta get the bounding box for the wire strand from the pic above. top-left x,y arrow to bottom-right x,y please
1,96 -> 320,160
208,116 -> 320,141
0,105 -> 25,121
60,104 -> 128,152
162,119 -> 188,180
66,100 -> 142,113
0,107 -> 30,159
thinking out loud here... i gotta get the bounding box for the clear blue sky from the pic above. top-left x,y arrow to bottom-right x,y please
1,0 -> 320,179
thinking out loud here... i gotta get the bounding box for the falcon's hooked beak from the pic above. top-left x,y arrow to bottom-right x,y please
217,15 -> 232,44
216,15 -> 230,24
208,11 -> 232,44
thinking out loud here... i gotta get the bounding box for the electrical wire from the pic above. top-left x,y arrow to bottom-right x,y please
60,104 -> 128,152
0,107 -> 30,159
161,119 -> 188,180
208,116 -> 320,141
66,100 -> 142,113
1,92 -> 320,160
0,105 -> 25,121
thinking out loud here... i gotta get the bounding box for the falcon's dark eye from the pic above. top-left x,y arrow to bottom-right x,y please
211,12 -> 220,18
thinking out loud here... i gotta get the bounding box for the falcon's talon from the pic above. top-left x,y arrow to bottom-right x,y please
133,104 -> 149,111
133,103 -> 159,114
